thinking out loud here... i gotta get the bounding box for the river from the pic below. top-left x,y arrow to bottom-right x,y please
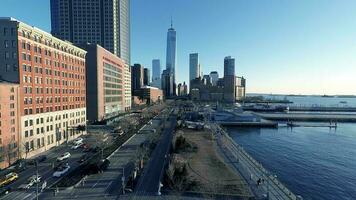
227,95 -> 356,200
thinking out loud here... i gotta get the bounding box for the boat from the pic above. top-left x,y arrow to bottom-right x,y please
339,101 -> 347,104
243,104 -> 289,112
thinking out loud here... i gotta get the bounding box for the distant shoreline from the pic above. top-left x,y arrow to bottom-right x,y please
247,93 -> 356,98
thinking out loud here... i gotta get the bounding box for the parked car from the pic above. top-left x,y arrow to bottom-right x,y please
71,142 -> 83,150
56,152 -> 71,161
53,164 -> 70,177
73,137 -> 83,144
28,175 -> 41,183
36,155 -> 47,163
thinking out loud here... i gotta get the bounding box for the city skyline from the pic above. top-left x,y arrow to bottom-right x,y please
0,0 -> 355,95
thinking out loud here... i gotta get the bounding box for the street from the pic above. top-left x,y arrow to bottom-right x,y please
133,112 -> 177,196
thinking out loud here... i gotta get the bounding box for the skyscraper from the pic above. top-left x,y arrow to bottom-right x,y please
143,68 -> 150,86
50,0 -> 130,65
131,64 -> 144,94
210,71 -> 219,86
152,59 -> 161,81
189,53 -> 200,83
224,56 -> 236,102
165,20 -> 177,96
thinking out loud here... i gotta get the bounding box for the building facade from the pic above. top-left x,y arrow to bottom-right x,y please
165,22 -> 176,96
210,71 -> 219,86
50,0 -> 130,65
189,53 -> 200,84
134,86 -> 163,104
0,18 -> 87,158
223,56 -> 236,102
143,68 -> 150,86
131,64 -> 144,95
0,82 -> 20,169
236,76 -> 246,100
81,44 -> 127,122
161,69 -> 173,98
152,59 -> 161,81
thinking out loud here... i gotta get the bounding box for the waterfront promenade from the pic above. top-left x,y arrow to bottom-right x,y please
255,112 -> 356,122
210,123 -> 301,200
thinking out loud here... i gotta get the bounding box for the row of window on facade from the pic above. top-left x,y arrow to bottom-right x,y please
20,30 -> 86,58
23,103 -> 85,115
23,86 -> 84,96
24,96 -> 80,106
22,64 -> 85,80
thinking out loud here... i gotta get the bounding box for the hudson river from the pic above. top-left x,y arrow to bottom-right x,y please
228,95 -> 356,200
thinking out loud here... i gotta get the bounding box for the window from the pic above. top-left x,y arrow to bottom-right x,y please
4,40 -> 9,48
27,43 -> 31,50
25,130 -> 28,137
30,130 -> 33,136
12,40 -> 16,47
5,52 -> 9,59
22,53 -> 26,60
6,64 -> 10,72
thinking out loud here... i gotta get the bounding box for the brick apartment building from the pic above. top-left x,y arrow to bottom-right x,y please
0,82 -> 20,168
0,17 -> 87,159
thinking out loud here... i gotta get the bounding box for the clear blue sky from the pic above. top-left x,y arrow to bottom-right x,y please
1,0 -> 356,95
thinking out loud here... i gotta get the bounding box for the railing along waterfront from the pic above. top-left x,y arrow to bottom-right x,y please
210,122 -> 301,200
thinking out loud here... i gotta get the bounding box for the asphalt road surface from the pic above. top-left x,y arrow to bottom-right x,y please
134,113 -> 177,196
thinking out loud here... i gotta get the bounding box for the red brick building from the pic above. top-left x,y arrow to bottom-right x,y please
0,82 -> 20,169
0,18 -> 87,158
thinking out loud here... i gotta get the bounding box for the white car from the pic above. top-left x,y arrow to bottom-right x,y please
71,142 -> 83,149
19,175 -> 41,189
57,152 -> 71,161
73,137 -> 83,144
53,165 -> 70,177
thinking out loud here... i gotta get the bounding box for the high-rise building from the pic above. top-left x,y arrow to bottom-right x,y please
151,59 -> 161,89
165,21 -> 176,96
81,44 -> 128,122
189,53 -> 200,83
203,75 -> 212,85
152,59 -> 161,81
143,68 -> 150,86
0,81 -> 20,169
210,71 -> 219,86
0,18 -> 87,158
131,64 -> 144,94
224,56 -> 236,102
50,0 -> 130,65
236,76 -> 246,100
161,69 -> 173,98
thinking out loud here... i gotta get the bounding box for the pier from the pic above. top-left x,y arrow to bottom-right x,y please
289,106 -> 356,112
255,112 -> 356,122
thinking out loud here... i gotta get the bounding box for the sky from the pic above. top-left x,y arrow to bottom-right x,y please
1,0 -> 356,95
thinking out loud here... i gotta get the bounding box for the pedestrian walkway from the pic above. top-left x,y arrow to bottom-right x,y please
211,123 -> 301,200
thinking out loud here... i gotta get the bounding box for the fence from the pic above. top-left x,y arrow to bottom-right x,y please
210,123 -> 301,200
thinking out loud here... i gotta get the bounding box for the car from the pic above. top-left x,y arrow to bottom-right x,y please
36,155 -> 47,163
71,142 -> 83,149
56,152 -> 71,161
28,175 -> 41,183
0,172 -> 18,187
53,164 -> 70,177
78,154 -> 89,163
73,137 -> 83,144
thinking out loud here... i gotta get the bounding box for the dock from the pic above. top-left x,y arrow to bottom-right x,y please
217,120 -> 278,128
255,112 -> 356,122
289,106 -> 356,112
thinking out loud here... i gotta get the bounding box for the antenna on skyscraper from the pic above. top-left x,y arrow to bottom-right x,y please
170,16 -> 173,28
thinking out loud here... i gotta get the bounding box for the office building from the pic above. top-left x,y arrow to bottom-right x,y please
161,69 -> 173,98
152,59 -> 161,81
165,21 -> 176,96
131,64 -> 144,94
50,0 -> 130,65
177,82 -> 188,96
203,75 -> 212,85
143,68 -> 150,86
0,18 -> 87,158
210,71 -> 219,86
134,86 -> 163,104
189,53 -> 200,84
0,82 -> 20,169
81,44 -> 127,122
236,76 -> 246,100
224,56 -> 236,102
